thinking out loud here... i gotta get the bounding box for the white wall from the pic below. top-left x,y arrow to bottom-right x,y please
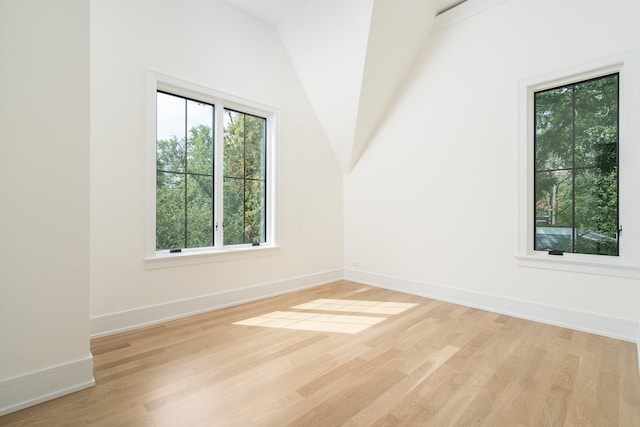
90,0 -> 343,328
345,0 -> 640,330
0,0 -> 93,414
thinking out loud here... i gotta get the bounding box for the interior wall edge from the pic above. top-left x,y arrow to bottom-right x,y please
90,269 -> 344,338
0,354 -> 94,417
344,269 -> 640,344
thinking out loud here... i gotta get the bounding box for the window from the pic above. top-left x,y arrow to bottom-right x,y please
147,74 -> 278,267
156,92 -> 215,250
222,109 -> 267,246
533,74 -> 619,256
518,52 -> 640,278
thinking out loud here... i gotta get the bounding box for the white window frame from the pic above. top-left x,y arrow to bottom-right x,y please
145,72 -> 280,269
517,51 -> 640,278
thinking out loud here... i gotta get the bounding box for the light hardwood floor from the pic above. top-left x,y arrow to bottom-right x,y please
2,281 -> 639,426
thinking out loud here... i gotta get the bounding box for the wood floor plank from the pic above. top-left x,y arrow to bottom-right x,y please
1,280 -> 639,426
620,341 -> 640,425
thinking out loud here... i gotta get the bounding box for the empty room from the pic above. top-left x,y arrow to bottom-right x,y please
1,0 -> 639,425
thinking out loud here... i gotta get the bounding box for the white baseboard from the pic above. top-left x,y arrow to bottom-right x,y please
345,269 -> 640,343
90,267 -> 639,370
91,269 -> 343,338
0,354 -> 94,416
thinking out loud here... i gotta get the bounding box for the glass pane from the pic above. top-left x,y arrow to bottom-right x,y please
535,87 -> 573,172
224,177 -> 244,245
244,179 -> 266,243
187,100 -> 214,175
574,74 -> 618,170
224,110 -> 244,179
534,170 -> 573,252
157,92 -> 186,172
156,172 -> 185,250
574,168 -> 618,255
244,115 -> 266,179
186,175 -> 213,248
222,109 -> 268,246
533,74 -> 619,256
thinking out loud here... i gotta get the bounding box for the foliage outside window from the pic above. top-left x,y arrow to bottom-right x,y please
533,73 -> 619,256
223,109 -> 267,245
156,91 -> 267,251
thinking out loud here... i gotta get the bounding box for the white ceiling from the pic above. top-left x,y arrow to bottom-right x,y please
223,0 -> 305,26
224,0 -> 466,26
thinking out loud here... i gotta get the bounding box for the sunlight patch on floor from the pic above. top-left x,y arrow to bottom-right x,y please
233,299 -> 418,334
234,311 -> 386,333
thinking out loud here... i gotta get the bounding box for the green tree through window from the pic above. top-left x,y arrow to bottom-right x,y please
223,110 -> 266,245
156,92 -> 267,251
534,73 -> 619,255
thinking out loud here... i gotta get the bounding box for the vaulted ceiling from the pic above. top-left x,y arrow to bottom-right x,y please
223,0 -> 467,172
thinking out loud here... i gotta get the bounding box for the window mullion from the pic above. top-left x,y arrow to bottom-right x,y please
183,99 -> 189,248
571,85 -> 576,253
214,105 -> 225,248
615,75 -> 621,256
243,114 -> 247,244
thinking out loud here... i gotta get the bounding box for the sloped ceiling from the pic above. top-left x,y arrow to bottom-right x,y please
224,0 -> 463,172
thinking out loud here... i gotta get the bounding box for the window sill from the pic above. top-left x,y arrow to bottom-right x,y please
516,252 -> 640,279
144,245 -> 281,269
